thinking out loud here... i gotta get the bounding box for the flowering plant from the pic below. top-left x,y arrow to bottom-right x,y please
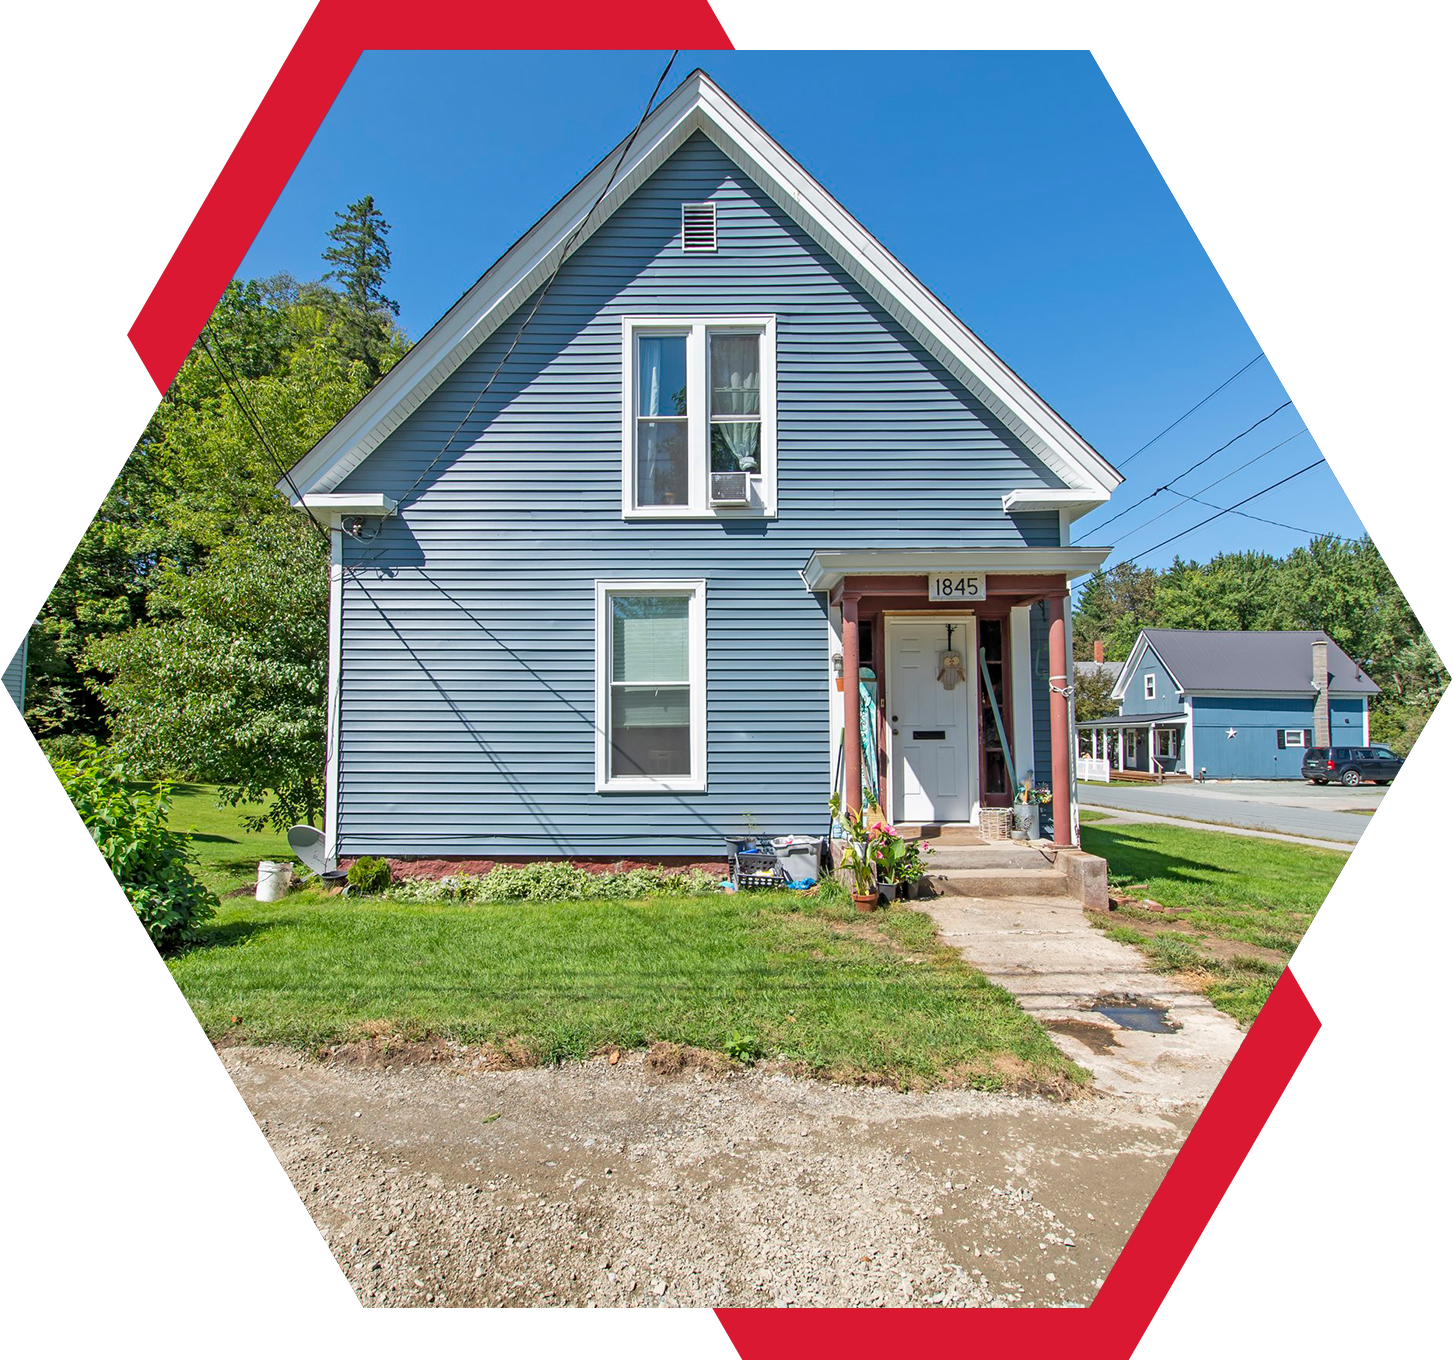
1015,780 -> 1053,806
829,792 -> 886,895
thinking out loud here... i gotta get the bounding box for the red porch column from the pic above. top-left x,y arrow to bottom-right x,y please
842,594 -> 862,813
1045,589 -> 1073,846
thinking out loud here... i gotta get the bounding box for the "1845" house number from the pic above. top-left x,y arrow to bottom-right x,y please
928,572 -> 986,601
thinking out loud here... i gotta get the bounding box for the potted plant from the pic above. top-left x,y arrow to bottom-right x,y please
897,838 -> 933,898
1013,778 -> 1052,839
829,792 -> 880,911
872,822 -> 909,902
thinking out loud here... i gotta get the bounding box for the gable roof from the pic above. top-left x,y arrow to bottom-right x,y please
1113,629 -> 1379,699
280,69 -> 1122,504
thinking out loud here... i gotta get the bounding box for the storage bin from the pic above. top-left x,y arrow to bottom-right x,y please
770,835 -> 822,884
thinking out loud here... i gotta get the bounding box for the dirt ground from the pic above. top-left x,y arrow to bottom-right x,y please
224,1044 -> 1199,1309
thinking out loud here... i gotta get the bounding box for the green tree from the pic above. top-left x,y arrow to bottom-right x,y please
1073,561 -> 1157,660
322,194 -> 400,378
1073,665 -> 1119,721
86,516 -> 328,831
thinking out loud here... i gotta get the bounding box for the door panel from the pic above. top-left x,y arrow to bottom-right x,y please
889,619 -> 973,823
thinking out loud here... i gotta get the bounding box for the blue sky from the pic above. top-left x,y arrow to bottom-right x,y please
240,49 -> 1363,578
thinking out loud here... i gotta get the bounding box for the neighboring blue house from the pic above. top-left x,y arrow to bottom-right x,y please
1077,628 -> 1378,780
281,71 -> 1123,864
3,636 -> 26,712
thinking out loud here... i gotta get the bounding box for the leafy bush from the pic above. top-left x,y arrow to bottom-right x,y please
49,740 -> 217,950
386,862 -> 719,904
346,855 -> 393,894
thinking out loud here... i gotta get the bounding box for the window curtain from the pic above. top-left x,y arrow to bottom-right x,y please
710,334 -> 761,472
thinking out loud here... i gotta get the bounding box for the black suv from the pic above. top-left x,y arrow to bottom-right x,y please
1303,745 -> 1403,786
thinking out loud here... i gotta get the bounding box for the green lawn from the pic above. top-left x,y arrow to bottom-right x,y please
164,786 -> 1081,1092
166,783 -> 294,897
1079,819 -> 1347,1026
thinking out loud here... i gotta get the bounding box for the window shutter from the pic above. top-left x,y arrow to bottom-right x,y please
1276,729 -> 1286,749
681,202 -> 717,253
1305,729 -> 1314,748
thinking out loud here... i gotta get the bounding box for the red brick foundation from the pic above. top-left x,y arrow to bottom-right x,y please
338,855 -> 730,882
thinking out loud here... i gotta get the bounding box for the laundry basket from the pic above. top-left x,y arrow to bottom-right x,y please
979,808 -> 1015,841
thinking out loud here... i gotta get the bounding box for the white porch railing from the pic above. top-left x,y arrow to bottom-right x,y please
1077,755 -> 1111,784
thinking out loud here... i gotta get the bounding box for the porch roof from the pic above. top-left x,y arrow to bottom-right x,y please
800,546 -> 1113,595
1077,711 -> 1187,729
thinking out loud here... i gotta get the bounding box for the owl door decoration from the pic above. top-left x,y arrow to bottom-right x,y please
937,624 -> 965,690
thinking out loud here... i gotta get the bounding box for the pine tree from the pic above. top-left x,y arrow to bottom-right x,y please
321,195 -> 400,377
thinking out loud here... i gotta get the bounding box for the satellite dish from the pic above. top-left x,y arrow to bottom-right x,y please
289,832 -> 346,884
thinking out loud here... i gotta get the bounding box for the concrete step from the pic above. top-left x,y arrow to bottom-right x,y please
928,844 -> 1059,871
933,867 -> 1075,899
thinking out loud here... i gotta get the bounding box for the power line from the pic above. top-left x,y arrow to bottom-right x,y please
360,49 -> 681,538
1124,458 -> 1327,562
1171,489 -> 1352,540
1078,400 -> 1293,539
198,328 -> 331,544
1108,426 -> 1310,546
1118,351 -> 1265,467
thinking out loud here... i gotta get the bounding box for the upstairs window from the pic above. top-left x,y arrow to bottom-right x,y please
1143,672 -> 1156,702
622,316 -> 776,518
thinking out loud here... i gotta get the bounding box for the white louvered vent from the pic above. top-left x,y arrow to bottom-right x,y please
681,202 -> 717,253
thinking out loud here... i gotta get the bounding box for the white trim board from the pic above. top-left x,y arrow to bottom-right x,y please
324,528 -> 343,867
279,70 -> 1122,504
801,546 -> 1112,594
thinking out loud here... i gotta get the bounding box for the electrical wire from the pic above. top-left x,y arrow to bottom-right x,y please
198,328 -> 331,544
357,48 -> 681,541
1070,457 -> 1335,597
1117,351 -> 1265,467
1077,400 -> 1293,540
1109,426 -> 1310,546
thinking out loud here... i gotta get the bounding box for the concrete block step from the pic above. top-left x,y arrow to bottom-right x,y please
928,845 -> 1059,871
933,867 -> 1075,899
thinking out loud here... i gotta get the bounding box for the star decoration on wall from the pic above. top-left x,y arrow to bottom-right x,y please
1226,727 -> 1238,738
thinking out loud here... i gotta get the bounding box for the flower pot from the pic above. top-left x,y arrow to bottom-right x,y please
879,882 -> 900,903
852,892 -> 878,913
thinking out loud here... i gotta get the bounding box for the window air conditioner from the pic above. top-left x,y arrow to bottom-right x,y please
709,471 -> 752,506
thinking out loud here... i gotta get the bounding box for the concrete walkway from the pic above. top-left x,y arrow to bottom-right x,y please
925,891 -> 1243,1106
1082,806 -> 1354,854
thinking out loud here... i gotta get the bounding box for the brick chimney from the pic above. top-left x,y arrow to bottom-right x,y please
1312,636 -> 1331,745
1093,638 -> 1105,664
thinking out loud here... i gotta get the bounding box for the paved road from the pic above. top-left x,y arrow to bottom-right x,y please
1077,780 -> 1384,844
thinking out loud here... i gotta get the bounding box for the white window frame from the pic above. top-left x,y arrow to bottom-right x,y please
594,578 -> 707,793
1143,672 -> 1156,702
621,315 -> 777,520
1156,727 -> 1179,759
1283,728 -> 1307,748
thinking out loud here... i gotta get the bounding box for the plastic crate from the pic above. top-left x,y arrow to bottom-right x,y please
731,850 -> 783,891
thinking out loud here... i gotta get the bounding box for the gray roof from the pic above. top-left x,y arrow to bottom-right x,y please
1075,659 -> 1123,684
1078,710 -> 1185,728
1136,629 -> 1379,696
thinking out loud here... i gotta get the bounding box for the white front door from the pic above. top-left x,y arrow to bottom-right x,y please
888,616 -> 975,823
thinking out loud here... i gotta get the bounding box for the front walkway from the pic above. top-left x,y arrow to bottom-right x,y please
923,891 -> 1243,1104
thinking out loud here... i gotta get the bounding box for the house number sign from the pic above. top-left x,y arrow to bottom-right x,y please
928,572 -> 986,602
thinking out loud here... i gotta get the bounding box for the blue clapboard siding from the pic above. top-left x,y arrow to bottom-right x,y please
3,636 -> 26,712
1191,695 -> 1366,779
1119,644 -> 1181,716
335,132 -> 1068,856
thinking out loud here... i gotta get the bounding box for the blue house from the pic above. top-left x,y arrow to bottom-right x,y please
1076,628 -> 1378,780
3,637 -> 26,712
280,72 -> 1123,865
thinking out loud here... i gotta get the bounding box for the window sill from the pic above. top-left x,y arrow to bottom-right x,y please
622,506 -> 776,521
596,776 -> 707,795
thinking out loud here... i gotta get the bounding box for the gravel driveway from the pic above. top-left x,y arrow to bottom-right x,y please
225,1043 -> 1196,1309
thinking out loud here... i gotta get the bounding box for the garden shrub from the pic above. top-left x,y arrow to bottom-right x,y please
49,740 -> 217,951
386,862 -> 719,904
346,855 -> 392,894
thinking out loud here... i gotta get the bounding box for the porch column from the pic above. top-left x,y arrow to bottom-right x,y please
1118,727 -> 1125,771
842,593 -> 862,814
1045,591 -> 1073,847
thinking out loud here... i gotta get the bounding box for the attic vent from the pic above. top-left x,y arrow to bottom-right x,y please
681,202 -> 717,253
